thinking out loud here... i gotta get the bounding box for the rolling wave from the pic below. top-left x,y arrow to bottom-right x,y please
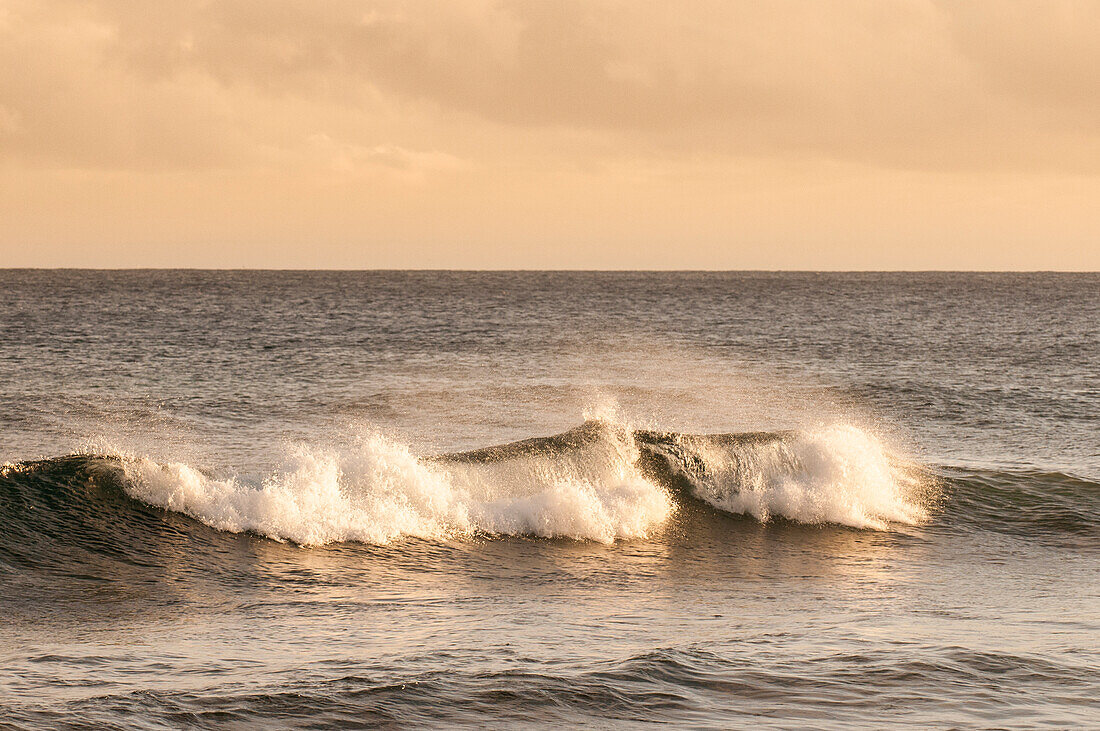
938,466 -> 1100,542
1,421 -> 937,552
7,646 -> 1092,728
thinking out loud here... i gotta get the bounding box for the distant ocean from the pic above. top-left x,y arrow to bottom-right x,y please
1,271 -> 1097,728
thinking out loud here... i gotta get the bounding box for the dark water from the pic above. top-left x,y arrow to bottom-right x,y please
1,271 -> 1097,728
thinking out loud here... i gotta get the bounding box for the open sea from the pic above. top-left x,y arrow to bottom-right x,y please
0,270 -> 1097,729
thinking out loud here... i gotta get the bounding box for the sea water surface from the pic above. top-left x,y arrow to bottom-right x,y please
0,271 -> 1097,728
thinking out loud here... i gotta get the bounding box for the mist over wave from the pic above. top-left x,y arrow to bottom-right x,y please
121,424 -> 670,545
100,419 -> 933,546
674,424 -> 931,530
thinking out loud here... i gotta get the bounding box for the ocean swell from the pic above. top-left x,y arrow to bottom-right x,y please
114,420 -> 929,545
1,421 -> 934,548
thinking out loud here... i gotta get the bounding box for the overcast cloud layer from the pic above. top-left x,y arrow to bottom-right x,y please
2,0 -> 1098,268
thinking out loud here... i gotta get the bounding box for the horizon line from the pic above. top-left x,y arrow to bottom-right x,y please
0,268 -> 1096,274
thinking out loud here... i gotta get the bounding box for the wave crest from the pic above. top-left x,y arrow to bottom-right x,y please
664,424 -> 929,530
5,421 -> 933,547
123,426 -> 674,546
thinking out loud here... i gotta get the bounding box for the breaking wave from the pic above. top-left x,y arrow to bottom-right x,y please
120,423 -> 670,545
1,420 -> 934,548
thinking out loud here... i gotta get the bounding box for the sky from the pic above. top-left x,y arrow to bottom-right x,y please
1,0 -> 1098,269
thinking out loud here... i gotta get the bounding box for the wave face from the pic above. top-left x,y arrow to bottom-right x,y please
632,423 -> 931,530
939,467 -> 1100,544
121,422 -> 671,546
1,421 -> 934,549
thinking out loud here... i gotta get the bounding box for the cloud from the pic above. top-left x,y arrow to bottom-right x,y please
305,133 -> 466,179
2,0 -> 1098,174
0,0 -> 1097,269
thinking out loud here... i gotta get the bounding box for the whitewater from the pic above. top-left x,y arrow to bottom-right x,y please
98,419 -> 933,546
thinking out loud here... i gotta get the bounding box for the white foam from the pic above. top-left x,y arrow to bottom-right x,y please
121,427 -> 674,546
118,421 -> 927,546
689,424 -> 929,529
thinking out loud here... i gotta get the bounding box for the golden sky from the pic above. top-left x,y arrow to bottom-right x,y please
2,0 -> 1098,268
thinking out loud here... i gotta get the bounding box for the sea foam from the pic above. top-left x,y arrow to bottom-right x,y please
119,421 -> 927,545
122,426 -> 672,546
685,424 -> 928,530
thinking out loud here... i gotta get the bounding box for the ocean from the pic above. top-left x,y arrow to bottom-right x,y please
0,271 -> 1097,728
